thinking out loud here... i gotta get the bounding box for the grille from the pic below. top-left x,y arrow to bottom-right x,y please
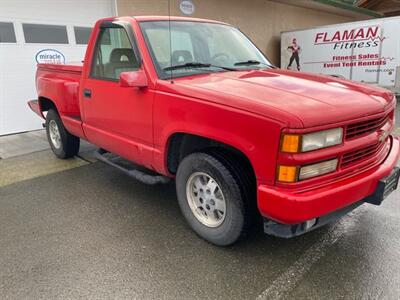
346,115 -> 389,140
341,140 -> 388,168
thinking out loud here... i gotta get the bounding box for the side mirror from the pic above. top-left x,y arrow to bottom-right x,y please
119,70 -> 148,88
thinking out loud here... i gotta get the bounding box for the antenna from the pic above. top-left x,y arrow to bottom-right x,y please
168,0 -> 173,83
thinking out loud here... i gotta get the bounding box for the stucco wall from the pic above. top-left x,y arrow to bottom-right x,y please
117,0 -> 367,64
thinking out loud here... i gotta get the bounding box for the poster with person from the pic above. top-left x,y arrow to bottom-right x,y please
286,38 -> 301,71
281,18 -> 400,90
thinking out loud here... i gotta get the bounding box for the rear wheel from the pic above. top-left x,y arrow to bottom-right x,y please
176,152 -> 250,246
45,109 -> 80,159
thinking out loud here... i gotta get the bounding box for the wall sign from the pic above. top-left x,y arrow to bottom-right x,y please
180,0 -> 195,15
35,49 -> 65,64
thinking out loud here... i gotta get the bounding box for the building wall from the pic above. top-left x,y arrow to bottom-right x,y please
0,0 -> 115,135
117,0 -> 367,64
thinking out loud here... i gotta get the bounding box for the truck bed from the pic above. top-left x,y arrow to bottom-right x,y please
37,62 -> 83,74
35,62 -> 84,139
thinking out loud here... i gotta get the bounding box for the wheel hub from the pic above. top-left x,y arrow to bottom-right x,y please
186,172 -> 226,227
48,120 -> 61,149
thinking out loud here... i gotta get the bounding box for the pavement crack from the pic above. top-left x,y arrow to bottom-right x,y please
75,154 -> 94,163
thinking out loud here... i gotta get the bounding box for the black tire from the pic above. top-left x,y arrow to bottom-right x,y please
45,109 -> 80,159
176,152 -> 250,246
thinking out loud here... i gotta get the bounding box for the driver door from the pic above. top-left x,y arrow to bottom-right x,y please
82,22 -> 154,167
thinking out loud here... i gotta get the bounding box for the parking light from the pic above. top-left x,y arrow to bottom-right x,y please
298,159 -> 338,181
277,165 -> 298,183
281,134 -> 300,153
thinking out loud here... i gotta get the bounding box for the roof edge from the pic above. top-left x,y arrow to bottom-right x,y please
313,0 -> 383,18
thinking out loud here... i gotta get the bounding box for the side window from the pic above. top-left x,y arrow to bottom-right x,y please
0,22 -> 16,43
90,26 -> 139,80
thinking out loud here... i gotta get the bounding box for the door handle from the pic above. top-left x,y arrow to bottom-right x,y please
83,88 -> 92,98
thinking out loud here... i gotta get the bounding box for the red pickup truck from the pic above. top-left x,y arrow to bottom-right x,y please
29,16 -> 399,246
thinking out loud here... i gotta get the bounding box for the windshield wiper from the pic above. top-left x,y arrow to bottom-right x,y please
164,62 -> 236,71
234,60 -> 276,68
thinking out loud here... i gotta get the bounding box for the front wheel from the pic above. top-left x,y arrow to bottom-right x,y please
176,152 -> 249,246
45,109 -> 80,159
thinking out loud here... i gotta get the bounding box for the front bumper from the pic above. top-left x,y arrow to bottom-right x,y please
257,136 -> 400,225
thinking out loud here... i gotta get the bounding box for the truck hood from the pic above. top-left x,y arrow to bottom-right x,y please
170,69 -> 394,128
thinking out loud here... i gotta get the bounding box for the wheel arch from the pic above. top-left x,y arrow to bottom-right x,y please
166,132 -> 256,184
39,96 -> 58,114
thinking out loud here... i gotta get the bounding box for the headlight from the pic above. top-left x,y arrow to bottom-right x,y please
302,128 -> 343,152
281,128 -> 343,153
298,159 -> 338,180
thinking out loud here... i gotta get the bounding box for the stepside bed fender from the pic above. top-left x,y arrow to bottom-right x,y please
33,75 -> 85,139
36,75 -> 80,116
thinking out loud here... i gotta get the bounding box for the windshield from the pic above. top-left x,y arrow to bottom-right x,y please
139,21 -> 273,79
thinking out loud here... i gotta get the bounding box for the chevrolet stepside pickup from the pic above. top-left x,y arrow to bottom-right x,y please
28,16 -> 400,246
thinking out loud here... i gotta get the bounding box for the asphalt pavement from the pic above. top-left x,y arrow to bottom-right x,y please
0,107 -> 399,299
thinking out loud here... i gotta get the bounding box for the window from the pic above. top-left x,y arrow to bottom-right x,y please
144,27 -> 194,69
91,26 -> 139,80
74,26 -> 92,45
140,21 -> 272,79
0,22 -> 16,43
23,23 -> 68,44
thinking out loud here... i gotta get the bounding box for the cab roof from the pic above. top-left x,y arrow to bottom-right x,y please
110,16 -> 230,26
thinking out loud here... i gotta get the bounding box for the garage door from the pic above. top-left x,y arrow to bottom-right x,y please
0,0 -> 116,135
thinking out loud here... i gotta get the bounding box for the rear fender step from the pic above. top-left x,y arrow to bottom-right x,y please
94,148 -> 170,185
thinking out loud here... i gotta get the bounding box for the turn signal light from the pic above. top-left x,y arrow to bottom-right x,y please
281,134 -> 300,153
277,165 -> 298,183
